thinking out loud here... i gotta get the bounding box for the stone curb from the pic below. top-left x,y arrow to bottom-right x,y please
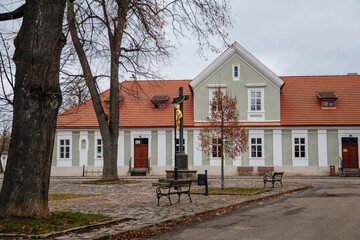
0,218 -> 131,239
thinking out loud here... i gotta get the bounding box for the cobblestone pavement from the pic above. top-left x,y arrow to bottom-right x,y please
0,175 -> 308,239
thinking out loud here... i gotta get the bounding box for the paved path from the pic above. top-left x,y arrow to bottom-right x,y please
0,175 -> 312,239
146,178 -> 360,240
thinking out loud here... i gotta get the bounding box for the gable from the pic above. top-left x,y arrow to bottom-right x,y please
190,42 -> 284,90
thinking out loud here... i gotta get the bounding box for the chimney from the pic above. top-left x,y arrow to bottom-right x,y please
347,73 -> 358,75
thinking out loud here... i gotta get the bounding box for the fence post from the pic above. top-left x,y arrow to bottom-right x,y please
205,170 -> 208,196
82,165 -> 85,177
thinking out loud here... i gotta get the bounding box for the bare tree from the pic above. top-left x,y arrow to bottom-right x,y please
0,0 -> 66,219
199,88 -> 248,189
66,0 -> 232,181
60,75 -> 90,112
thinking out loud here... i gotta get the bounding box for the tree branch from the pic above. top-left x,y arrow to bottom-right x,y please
0,5 -> 25,22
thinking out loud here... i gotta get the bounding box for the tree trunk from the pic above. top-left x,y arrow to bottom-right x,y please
0,0 -> 65,219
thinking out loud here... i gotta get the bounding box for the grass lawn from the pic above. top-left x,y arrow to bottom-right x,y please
192,187 -> 265,194
82,179 -> 140,185
0,212 -> 113,235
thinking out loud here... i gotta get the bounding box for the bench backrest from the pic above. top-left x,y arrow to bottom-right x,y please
272,172 -> 284,179
237,166 -> 254,171
171,180 -> 192,187
258,166 -> 274,172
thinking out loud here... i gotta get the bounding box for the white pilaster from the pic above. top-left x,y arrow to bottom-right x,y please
158,130 -> 166,166
193,130 -> 202,166
118,131 -> 124,166
273,130 -> 282,166
318,130 -> 328,166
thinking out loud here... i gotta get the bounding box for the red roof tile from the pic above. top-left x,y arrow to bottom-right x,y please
280,75 -> 360,126
57,80 -> 194,128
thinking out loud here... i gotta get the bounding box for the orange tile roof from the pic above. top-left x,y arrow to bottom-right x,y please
280,75 -> 360,126
57,80 -> 194,128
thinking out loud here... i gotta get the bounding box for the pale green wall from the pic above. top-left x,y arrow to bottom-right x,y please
151,130 -> 158,166
193,53 -> 281,121
265,130 -> 273,165
88,131 -> 94,166
308,130 -> 318,166
72,131 -> 80,166
124,130 -> 131,166
282,130 -> 292,165
327,129 -> 339,166
187,130 -> 194,166
241,130 -> 250,166
52,134 -> 57,166
166,130 -> 172,166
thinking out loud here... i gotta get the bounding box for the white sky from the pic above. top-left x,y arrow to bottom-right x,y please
160,0 -> 360,79
1,0 -> 359,81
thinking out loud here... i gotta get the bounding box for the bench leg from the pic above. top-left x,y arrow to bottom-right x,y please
168,195 -> 172,205
263,181 -> 266,188
280,180 -> 283,187
272,181 -> 275,188
177,193 -> 181,203
188,192 -> 192,203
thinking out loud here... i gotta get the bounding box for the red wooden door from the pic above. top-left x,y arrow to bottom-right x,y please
134,138 -> 148,168
342,137 -> 359,169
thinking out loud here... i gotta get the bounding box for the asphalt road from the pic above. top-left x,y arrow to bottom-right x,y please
146,178 -> 360,240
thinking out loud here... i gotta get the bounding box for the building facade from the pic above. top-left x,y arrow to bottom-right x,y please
53,43 -> 360,176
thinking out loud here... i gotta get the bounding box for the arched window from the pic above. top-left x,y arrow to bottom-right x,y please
81,139 -> 86,150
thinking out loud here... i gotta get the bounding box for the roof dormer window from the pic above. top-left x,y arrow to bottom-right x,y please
151,94 -> 169,109
316,91 -> 338,108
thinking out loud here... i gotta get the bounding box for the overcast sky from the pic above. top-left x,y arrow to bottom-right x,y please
1,0 -> 359,80
161,0 -> 360,79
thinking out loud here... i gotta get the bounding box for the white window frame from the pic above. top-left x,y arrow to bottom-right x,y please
249,130 -> 265,166
247,88 -> 265,121
292,130 -> 309,166
57,132 -> 72,167
58,137 -> 71,160
232,64 -> 240,81
96,138 -> 103,159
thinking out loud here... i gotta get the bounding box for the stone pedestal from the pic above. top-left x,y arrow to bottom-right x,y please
165,170 -> 197,180
176,152 -> 188,170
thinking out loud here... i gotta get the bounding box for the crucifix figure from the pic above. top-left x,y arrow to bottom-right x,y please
172,87 -> 189,170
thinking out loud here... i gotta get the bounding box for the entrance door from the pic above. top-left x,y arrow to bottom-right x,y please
134,138 -> 148,168
342,137 -> 359,169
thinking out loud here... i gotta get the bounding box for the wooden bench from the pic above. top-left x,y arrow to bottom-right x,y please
257,166 -> 274,175
237,166 -> 254,176
263,172 -> 284,188
156,179 -> 192,206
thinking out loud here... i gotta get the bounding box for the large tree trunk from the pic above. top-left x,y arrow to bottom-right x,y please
0,0 -> 65,219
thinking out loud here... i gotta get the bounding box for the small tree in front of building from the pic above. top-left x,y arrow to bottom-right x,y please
199,88 -> 248,189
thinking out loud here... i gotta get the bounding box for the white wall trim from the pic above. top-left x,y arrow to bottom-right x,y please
79,131 -> 88,167
292,130 -> 309,166
131,130 -> 152,168
158,130 -> 166,166
118,131 -> 125,166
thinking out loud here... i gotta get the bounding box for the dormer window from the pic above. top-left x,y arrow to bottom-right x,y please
316,91 -> 338,108
104,95 -> 124,109
151,94 -> 169,109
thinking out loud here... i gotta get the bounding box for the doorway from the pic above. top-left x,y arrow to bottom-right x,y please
134,138 -> 148,168
341,137 -> 359,169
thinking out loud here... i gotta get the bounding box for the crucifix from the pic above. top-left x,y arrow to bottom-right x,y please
172,87 -> 189,172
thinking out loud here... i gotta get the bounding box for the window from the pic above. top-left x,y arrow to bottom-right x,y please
250,138 -> 262,158
250,90 -> 262,111
294,137 -> 306,158
175,138 -> 185,152
212,138 -> 222,158
59,139 -> 70,159
232,64 -> 240,81
323,100 -> 335,107
96,139 -> 103,158
154,103 -> 164,109
209,88 -> 226,112
81,139 -> 86,150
